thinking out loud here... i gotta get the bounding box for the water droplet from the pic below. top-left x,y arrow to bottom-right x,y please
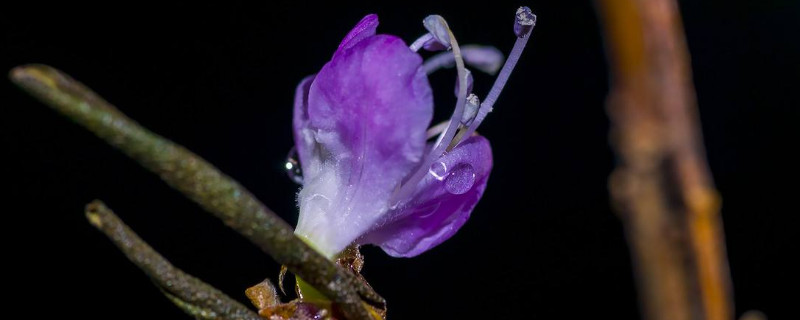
285,147 -> 303,185
428,161 -> 448,181
445,163 -> 476,194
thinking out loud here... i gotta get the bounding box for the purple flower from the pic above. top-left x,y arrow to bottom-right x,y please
291,9 -> 535,259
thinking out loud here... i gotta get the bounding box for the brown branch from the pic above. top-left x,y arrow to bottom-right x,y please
595,1 -> 733,320
10,64 -> 381,320
85,200 -> 261,320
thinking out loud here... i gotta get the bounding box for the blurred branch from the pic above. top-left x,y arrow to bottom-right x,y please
595,1 -> 733,320
10,64 -> 381,320
85,200 -> 260,320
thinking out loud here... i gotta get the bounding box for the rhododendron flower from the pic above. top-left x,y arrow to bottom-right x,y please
290,8 -> 536,259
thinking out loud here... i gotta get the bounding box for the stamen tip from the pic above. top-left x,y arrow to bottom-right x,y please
461,94 -> 480,126
514,6 -> 537,38
423,15 -> 453,50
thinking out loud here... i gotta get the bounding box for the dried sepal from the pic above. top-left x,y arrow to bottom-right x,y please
246,278 -> 281,311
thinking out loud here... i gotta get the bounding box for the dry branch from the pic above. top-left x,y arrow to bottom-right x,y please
595,1 -> 733,319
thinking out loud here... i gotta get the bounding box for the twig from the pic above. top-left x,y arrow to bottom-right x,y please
595,1 -> 733,320
85,200 -> 261,320
10,64 -> 381,320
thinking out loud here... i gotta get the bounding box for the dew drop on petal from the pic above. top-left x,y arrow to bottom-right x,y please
285,147 -> 303,185
445,163 -> 476,195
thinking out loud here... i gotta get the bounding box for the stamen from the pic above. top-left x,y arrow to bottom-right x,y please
411,15 -> 463,53
514,6 -> 537,37
426,120 -> 449,140
423,45 -> 504,75
422,15 -> 452,50
393,8 -> 536,205
392,15 -> 469,206
454,68 -> 473,97
454,6 -> 536,147
409,33 -> 434,52
444,94 -> 480,152
461,94 -> 480,126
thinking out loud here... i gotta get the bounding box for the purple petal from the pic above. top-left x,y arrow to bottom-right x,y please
336,14 -> 378,54
292,75 -> 316,176
359,135 -> 493,257
295,34 -> 433,257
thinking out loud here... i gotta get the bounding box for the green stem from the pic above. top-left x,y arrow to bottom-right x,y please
10,64 -> 382,320
85,200 -> 261,320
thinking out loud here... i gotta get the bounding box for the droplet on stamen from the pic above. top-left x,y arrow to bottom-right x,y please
285,147 -> 303,185
445,163 -> 476,195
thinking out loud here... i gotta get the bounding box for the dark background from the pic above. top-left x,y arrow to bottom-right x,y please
2,1 -> 796,319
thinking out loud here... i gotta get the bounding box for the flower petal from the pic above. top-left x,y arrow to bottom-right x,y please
359,135 -> 493,257
295,34 -> 433,257
336,14 -> 378,54
292,75 -> 316,177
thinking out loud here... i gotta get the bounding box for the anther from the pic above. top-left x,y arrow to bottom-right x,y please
461,94 -> 480,126
514,6 -> 537,38
423,15 -> 452,50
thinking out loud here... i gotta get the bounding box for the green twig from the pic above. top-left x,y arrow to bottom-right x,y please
85,200 -> 260,320
10,64 -> 381,320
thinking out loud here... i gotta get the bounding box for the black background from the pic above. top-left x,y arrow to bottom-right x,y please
2,1 -> 797,319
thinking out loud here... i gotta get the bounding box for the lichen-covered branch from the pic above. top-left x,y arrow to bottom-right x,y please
10,64 -> 381,320
85,200 -> 261,320
595,1 -> 733,320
